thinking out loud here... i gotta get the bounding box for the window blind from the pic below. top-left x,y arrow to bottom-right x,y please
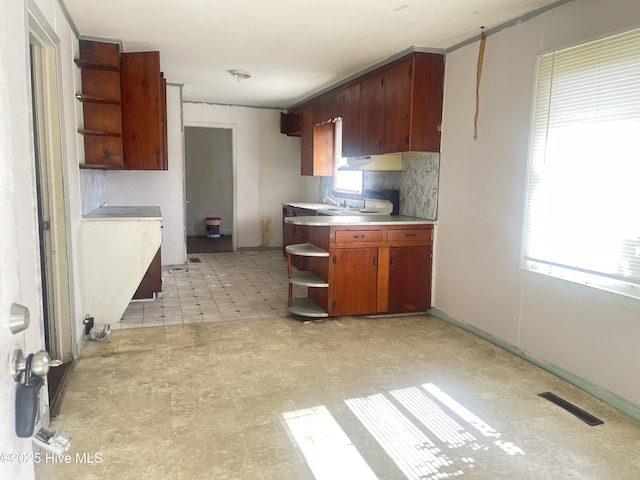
523,27 -> 640,298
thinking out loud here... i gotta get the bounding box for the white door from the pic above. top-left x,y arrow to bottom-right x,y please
0,12 -> 43,480
0,5 -> 71,479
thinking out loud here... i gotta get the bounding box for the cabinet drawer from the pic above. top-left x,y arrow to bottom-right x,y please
387,228 -> 432,243
335,229 -> 382,243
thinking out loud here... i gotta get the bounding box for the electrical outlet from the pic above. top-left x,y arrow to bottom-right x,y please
83,316 -> 94,336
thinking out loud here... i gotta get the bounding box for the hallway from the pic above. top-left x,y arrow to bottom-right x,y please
37,252 -> 640,479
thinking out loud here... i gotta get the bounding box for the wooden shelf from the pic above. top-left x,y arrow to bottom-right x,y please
286,242 -> 330,318
288,298 -> 329,318
75,94 -> 120,105
289,271 -> 329,288
79,163 -> 118,170
286,243 -> 329,257
74,58 -> 120,72
77,129 -> 122,138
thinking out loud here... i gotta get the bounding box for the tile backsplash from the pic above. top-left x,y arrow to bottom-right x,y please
399,152 -> 439,219
80,169 -> 107,216
320,152 -> 440,219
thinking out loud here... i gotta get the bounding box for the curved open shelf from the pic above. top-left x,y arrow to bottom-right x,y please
289,270 -> 329,288
286,243 -> 329,257
286,242 -> 330,318
288,298 -> 329,318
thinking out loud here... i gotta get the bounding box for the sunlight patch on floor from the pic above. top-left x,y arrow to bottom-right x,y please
282,405 -> 378,480
346,393 -> 460,479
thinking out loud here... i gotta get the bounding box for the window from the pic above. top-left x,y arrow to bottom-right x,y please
332,118 -> 363,195
523,27 -> 640,299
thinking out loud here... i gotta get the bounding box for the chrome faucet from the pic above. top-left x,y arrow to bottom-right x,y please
323,196 -> 340,206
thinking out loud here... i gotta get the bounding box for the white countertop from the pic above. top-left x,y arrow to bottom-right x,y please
285,214 -> 435,226
83,206 -> 162,220
283,201 -> 394,216
283,202 -> 332,210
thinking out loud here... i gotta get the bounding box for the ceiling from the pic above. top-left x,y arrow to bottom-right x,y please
63,0 -> 563,109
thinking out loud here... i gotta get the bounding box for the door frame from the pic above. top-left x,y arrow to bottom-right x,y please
183,122 -> 237,252
28,9 -> 76,362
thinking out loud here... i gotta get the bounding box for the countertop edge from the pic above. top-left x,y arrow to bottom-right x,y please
285,215 -> 436,226
83,206 -> 162,220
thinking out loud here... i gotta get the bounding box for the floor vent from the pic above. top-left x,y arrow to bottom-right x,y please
189,257 -> 201,263
538,392 -> 603,426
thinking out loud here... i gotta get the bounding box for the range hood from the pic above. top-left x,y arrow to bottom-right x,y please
338,153 -> 403,171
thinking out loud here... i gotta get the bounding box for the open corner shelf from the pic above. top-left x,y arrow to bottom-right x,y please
286,242 -> 330,318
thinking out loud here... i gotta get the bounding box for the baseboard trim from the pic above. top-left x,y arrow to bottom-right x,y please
427,307 -> 640,422
162,263 -> 189,271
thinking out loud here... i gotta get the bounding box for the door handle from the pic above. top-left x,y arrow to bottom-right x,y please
11,349 -> 61,382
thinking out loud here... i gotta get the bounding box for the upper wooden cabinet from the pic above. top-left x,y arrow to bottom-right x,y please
313,88 -> 343,124
342,52 -> 444,156
299,105 -> 335,176
75,40 -> 124,169
121,51 -> 168,170
280,112 -> 302,136
76,40 -> 168,170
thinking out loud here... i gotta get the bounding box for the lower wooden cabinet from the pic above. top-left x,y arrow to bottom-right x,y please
133,248 -> 162,300
331,247 -> 378,316
284,221 -> 433,318
388,245 -> 432,312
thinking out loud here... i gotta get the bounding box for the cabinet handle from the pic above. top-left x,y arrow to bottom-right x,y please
373,256 -> 377,267
390,257 -> 394,266
353,234 -> 365,239
404,233 -> 417,237
155,150 -> 160,164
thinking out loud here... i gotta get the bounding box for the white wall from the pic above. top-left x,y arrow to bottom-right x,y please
183,103 -> 303,248
436,0 -> 640,408
106,85 -> 186,267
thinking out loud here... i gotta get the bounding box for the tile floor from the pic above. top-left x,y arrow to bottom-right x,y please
37,252 -> 640,479
116,251 -> 291,329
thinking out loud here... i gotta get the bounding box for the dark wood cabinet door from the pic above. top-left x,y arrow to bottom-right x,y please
314,88 -> 343,125
388,245 -> 431,313
312,122 -> 335,176
384,60 -> 413,153
160,73 -> 168,169
133,248 -> 162,300
341,83 -> 361,157
332,247 -> 378,316
300,105 -> 314,175
121,51 -> 166,170
360,73 -> 385,155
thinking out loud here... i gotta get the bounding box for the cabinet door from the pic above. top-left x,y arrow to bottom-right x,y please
160,73 -> 168,169
121,51 -> 166,170
300,105 -> 314,175
341,83 -> 361,157
314,88 -> 343,125
312,122 -> 335,176
388,245 -> 431,313
332,247 -> 378,316
383,60 -> 412,153
300,105 -> 335,176
133,248 -> 162,300
360,73 -> 385,155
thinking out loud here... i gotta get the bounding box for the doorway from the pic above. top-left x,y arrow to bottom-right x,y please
29,17 -> 75,415
185,126 -> 234,253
